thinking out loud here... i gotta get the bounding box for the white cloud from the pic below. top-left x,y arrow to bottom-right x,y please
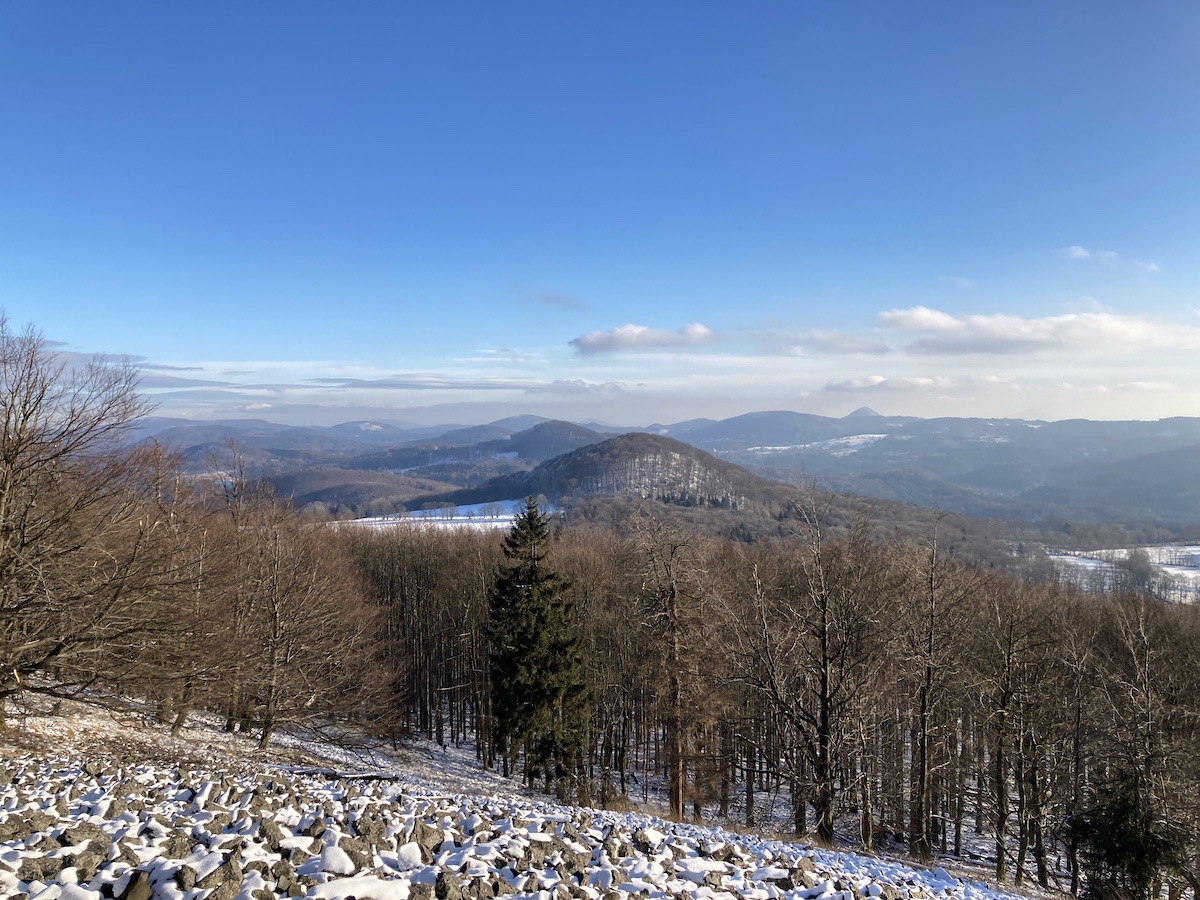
569,322 -> 715,355
878,305 -> 1195,356
1065,245 -> 1092,259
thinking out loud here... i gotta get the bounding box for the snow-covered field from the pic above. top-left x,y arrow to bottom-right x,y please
341,502 -> 538,532
1047,544 -> 1200,602
733,435 -> 889,458
0,698 -> 1043,900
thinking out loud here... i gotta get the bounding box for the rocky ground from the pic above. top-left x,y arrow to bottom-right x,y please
0,698 -> 1036,900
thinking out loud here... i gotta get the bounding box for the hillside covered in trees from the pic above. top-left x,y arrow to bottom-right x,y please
6,318 -> 1200,900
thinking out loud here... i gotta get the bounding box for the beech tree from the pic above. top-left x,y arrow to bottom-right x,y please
0,316 -> 165,718
632,509 -> 712,822
113,443 -> 237,735
900,521 -> 986,863
245,512 -> 377,749
721,495 -> 896,844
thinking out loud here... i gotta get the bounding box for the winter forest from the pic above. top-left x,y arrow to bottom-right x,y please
6,317 -> 1200,900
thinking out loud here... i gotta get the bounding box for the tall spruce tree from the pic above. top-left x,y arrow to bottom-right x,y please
487,498 -> 588,797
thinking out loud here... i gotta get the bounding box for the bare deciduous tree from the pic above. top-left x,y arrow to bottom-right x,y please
0,316 -> 163,718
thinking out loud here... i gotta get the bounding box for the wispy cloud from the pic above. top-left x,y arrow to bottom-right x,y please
943,276 -> 978,290
1062,244 -> 1158,272
527,379 -> 624,395
825,375 -> 888,391
310,374 -> 549,392
878,306 -> 1193,356
825,375 -> 955,392
139,363 -> 207,372
518,287 -> 592,311
758,328 -> 889,356
298,372 -> 623,397
1116,381 -> 1174,391
137,373 -> 235,389
569,322 -> 715,355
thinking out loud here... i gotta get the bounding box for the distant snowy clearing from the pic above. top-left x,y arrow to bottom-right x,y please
734,435 -> 888,458
342,501 -> 552,532
1047,544 -> 1200,602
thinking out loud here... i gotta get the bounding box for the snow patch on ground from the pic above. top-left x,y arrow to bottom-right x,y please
739,435 -> 889,457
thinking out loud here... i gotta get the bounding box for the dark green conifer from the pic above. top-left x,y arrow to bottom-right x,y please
487,497 -> 588,797
1069,769 -> 1186,900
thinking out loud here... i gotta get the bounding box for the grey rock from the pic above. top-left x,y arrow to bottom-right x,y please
346,847 -> 373,871
436,871 -> 465,900
209,876 -> 243,900
303,816 -> 327,838
412,820 -> 444,853
271,859 -> 295,882
63,822 -> 109,847
260,817 -> 287,852
116,841 -> 141,866
175,865 -> 197,891
198,857 -> 243,892
119,869 -> 153,900
17,855 -> 65,882
162,829 -> 192,858
26,811 -> 55,833
631,830 -> 657,855
356,816 -> 388,848
71,849 -> 106,881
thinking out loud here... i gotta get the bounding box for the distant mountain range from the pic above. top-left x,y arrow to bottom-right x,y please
135,410 -> 1200,531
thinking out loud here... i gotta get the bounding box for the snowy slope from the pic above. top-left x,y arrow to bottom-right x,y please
0,700 -> 1041,900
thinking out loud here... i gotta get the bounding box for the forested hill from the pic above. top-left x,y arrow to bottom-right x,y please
423,433 -> 783,511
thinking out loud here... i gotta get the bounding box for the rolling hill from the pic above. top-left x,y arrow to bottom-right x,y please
421,433 -> 784,511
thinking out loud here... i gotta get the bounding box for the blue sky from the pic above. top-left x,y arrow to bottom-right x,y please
3,3 -> 1199,426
